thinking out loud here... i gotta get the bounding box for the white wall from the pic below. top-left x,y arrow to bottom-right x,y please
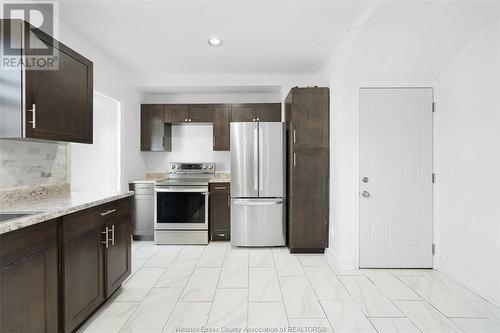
314,2 -> 500,270
436,18 -> 500,305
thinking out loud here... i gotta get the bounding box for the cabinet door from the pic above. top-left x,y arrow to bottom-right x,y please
63,225 -> 105,333
257,103 -> 281,122
213,104 -> 230,151
210,183 -> 231,241
291,88 -> 329,148
231,104 -> 257,122
289,148 -> 328,251
105,216 -> 131,297
0,246 -> 58,333
165,104 -> 189,123
25,26 -> 93,143
189,104 -> 213,122
141,104 -> 168,151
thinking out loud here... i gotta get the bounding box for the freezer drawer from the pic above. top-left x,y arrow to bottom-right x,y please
231,198 -> 286,247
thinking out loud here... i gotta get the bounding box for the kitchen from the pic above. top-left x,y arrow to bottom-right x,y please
1,1 -> 500,333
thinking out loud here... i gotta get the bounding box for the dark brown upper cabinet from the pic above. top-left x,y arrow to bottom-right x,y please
231,103 -> 281,122
0,219 -> 59,333
212,104 -> 230,151
0,19 -> 93,144
165,104 -> 189,123
141,104 -> 172,152
189,104 -> 213,122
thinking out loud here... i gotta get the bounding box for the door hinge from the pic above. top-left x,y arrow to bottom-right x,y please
432,244 -> 436,255
432,102 -> 436,113
432,173 -> 436,183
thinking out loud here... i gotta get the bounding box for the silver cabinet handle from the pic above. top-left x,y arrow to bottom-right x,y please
109,225 -> 115,246
227,195 -> 230,207
293,129 -> 296,143
217,233 -> 226,237
293,153 -> 296,167
101,226 -> 109,248
101,209 -> 116,216
189,119 -> 192,122
252,118 -> 256,122
185,118 -> 188,122
27,104 -> 36,128
361,191 -> 370,198
214,186 -> 227,190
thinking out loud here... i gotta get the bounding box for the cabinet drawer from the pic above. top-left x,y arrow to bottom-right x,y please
211,229 -> 229,241
0,219 -> 57,268
132,183 -> 154,195
210,183 -> 230,193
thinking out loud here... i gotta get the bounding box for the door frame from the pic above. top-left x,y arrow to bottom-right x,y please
354,82 -> 439,269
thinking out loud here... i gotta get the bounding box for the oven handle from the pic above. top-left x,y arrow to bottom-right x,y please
155,186 -> 208,193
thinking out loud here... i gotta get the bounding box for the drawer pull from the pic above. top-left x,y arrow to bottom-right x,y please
101,209 -> 116,216
101,227 -> 109,248
214,186 -> 227,190
109,225 -> 115,246
217,233 -> 226,237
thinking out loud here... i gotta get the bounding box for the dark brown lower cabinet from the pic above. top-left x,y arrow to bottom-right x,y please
0,220 -> 59,333
209,183 -> 231,241
105,216 -> 131,296
62,197 -> 131,332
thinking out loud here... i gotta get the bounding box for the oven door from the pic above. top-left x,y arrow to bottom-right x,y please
154,186 -> 209,230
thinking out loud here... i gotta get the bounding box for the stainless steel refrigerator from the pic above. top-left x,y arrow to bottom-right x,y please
230,122 -> 286,247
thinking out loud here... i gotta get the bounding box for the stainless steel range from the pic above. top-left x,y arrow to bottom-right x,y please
154,162 -> 214,245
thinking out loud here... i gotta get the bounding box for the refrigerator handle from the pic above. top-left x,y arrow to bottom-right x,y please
258,126 -> 263,191
253,126 -> 258,191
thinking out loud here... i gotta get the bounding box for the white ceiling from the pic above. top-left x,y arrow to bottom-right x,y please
58,1 -> 370,75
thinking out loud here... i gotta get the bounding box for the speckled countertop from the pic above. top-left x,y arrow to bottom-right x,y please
0,190 -> 134,235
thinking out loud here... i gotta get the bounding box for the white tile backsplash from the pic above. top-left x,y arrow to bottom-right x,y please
0,140 -> 68,190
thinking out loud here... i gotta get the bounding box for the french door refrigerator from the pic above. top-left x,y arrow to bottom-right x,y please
230,122 -> 286,246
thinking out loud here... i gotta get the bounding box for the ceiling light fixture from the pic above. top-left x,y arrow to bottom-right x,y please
208,38 -> 222,47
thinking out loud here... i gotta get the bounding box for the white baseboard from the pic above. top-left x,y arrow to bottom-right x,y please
325,248 -> 357,270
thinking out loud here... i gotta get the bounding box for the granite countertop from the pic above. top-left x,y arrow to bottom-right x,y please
130,172 -> 231,184
0,190 -> 134,235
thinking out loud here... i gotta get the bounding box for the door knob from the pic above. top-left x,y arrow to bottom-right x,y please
362,177 -> 369,183
361,191 -> 370,198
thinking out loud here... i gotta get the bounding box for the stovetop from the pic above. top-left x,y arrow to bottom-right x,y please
155,162 -> 215,186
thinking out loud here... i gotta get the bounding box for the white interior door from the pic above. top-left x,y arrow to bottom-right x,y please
359,88 -> 433,268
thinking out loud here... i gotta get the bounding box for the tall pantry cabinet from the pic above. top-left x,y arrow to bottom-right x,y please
285,87 -> 330,253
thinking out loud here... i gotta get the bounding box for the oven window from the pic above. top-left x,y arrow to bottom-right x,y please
157,192 -> 205,224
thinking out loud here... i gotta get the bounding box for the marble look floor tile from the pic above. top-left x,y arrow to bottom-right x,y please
395,301 -> 463,333
248,302 -> 288,329
364,270 -> 421,300
418,270 -> 483,301
450,318 -> 500,333
218,259 -> 248,288
330,268 -> 369,276
369,318 -> 420,333
114,268 -> 165,302
249,248 -> 275,267
124,259 -> 147,283
177,246 -> 206,260
399,276 -> 481,317
339,276 -> 403,317
249,268 -> 282,302
466,301 -> 500,326
304,266 -> 351,301
207,289 -> 248,329
156,259 -> 198,288
225,246 -> 249,260
297,255 -> 328,267
180,267 -> 220,301
321,300 -> 377,333
279,276 -> 325,318
132,243 -> 162,260
389,269 -> 423,277
78,301 -> 139,333
288,319 -> 334,333
144,246 -> 182,268
162,302 -> 212,333
273,252 -> 305,276
131,241 -> 148,253
197,245 -> 227,267
119,288 -> 182,332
